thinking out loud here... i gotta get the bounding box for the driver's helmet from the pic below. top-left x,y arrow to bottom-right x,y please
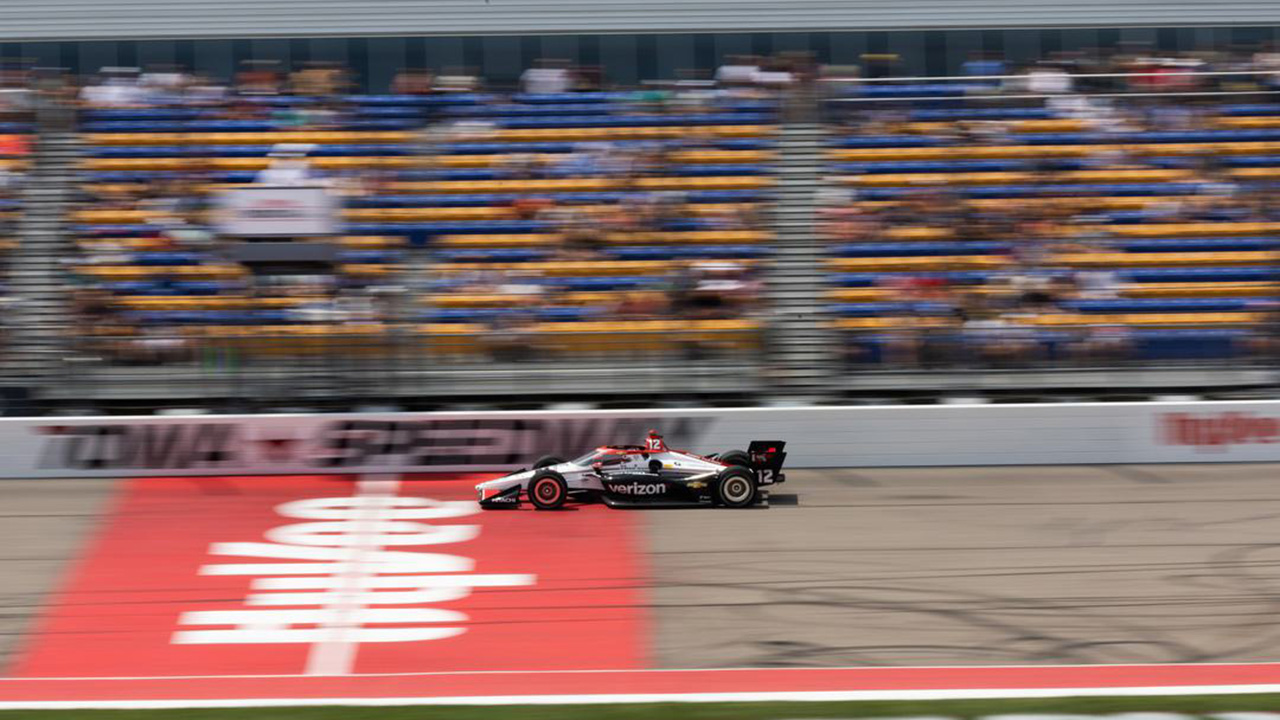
645,430 -> 667,452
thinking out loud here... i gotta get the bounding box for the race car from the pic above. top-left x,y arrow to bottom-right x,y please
476,431 -> 786,510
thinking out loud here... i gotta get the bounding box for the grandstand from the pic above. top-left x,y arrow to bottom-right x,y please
822,76 -> 1280,377
0,31 -> 1275,412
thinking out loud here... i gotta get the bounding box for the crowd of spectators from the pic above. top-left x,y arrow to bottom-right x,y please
67,57 -> 788,363
60,44 -> 1280,369
823,45 -> 1280,368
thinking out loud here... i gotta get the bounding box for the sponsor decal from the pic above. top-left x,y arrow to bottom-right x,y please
1160,412 -> 1280,451
310,416 -> 712,469
8,475 -> 648,678
175,490 -> 536,649
36,423 -> 239,470
608,482 -> 666,496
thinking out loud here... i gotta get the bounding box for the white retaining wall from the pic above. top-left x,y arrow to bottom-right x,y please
3,400 -> 1278,478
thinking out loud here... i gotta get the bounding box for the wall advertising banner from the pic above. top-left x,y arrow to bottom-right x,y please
1,401 -> 1277,478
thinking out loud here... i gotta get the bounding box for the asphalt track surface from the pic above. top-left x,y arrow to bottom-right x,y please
648,464 -> 1280,669
0,479 -> 116,668
5,464 -> 1280,676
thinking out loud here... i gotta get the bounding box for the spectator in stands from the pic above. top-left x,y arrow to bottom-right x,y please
392,68 -> 434,95
1079,321 -> 1134,363
236,60 -> 283,95
80,68 -> 146,108
521,60 -> 571,95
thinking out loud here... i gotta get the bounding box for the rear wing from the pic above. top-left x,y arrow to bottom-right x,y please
747,440 -> 787,481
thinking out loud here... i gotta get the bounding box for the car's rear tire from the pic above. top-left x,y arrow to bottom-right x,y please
532,455 -> 566,469
718,449 -> 751,469
715,467 -> 756,508
528,470 -> 568,510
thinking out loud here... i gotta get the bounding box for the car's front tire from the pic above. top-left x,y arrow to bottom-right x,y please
528,470 -> 569,510
715,467 -> 757,508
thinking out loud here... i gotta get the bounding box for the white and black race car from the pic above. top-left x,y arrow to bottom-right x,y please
476,431 -> 786,510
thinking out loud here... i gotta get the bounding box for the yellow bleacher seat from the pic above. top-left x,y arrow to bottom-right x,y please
82,156 -> 416,172
426,290 -> 662,308
82,158 -> 193,171
1030,312 -> 1259,326
77,264 -> 247,280
830,141 -> 1280,163
392,179 -> 617,193
423,149 -> 772,167
435,260 -> 681,275
73,209 -> 152,223
387,176 -> 770,194
668,149 -> 773,164
885,227 -> 953,241
83,131 -> 415,146
1215,117 -> 1280,130
426,149 -> 769,169
433,234 -> 562,248
1228,167 -> 1280,179
1056,169 -> 1195,183
826,288 -> 889,302
845,171 -> 1028,187
831,311 -> 1259,333
340,264 -> 396,276
897,119 -> 1090,135
830,317 -> 954,331
338,236 -> 405,248
973,196 -> 1199,212
493,126 -> 774,143
1125,141 -> 1280,156
344,207 -> 516,222
116,296 -> 327,310
1093,222 -> 1280,238
634,176 -> 772,190
607,230 -> 769,244
829,145 -> 1098,162
1055,251 -> 1277,268
826,282 -> 1277,303
410,319 -> 761,357
431,230 -> 769,248
841,168 -> 1195,188
852,196 -> 1214,213
826,256 -> 1009,271
1121,282 -> 1279,298
154,319 -> 765,358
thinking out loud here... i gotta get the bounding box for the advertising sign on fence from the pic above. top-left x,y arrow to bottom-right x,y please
1,401 -> 1278,478
216,185 -> 337,237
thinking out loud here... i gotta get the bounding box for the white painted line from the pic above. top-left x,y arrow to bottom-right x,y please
8,684 -> 1280,710
8,659 -> 1280,683
303,474 -> 401,677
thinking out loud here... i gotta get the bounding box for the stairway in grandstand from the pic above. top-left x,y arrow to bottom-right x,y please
765,122 -> 837,397
5,116 -> 78,394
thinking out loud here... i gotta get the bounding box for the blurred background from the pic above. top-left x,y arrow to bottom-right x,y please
0,0 -> 1276,415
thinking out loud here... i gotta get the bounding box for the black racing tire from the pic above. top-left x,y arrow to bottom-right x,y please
528,470 -> 569,510
532,455 -> 566,469
715,467 -> 757,508
718,449 -> 751,469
